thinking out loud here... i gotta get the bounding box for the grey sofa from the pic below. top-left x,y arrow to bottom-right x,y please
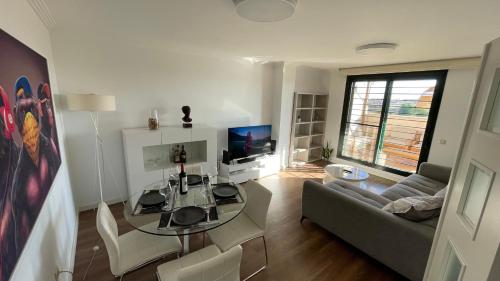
301,163 -> 452,281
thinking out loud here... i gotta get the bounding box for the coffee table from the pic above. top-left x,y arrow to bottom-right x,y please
323,164 -> 369,184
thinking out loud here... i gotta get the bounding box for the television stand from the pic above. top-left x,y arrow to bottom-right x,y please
237,157 -> 256,164
220,154 -> 280,184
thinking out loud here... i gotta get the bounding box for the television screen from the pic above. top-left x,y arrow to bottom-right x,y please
228,125 -> 272,160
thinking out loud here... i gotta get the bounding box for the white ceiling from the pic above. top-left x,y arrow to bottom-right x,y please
44,0 -> 500,68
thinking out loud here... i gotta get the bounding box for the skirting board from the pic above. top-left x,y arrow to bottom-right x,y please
79,196 -> 125,212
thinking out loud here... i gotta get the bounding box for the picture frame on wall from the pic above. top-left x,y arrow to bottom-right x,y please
0,28 -> 62,281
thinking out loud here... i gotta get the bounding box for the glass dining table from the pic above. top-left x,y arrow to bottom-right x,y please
123,176 -> 247,254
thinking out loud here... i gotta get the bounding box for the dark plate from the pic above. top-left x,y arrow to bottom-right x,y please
172,206 -> 206,226
138,191 -> 165,206
187,174 -> 202,185
213,184 -> 239,198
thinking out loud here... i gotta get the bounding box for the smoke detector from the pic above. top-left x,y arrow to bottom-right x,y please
233,0 -> 298,22
356,43 -> 398,55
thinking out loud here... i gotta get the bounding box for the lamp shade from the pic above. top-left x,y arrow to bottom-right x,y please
66,94 -> 116,112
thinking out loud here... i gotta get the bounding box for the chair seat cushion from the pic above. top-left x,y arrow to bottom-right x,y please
207,213 -> 264,252
118,226 -> 182,274
381,174 -> 447,201
157,245 -> 221,281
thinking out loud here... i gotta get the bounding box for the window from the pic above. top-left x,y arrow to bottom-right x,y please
457,160 -> 495,239
439,241 -> 466,281
338,70 -> 447,175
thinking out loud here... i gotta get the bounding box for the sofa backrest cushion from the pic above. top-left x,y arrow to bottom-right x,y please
326,180 -> 391,208
381,174 -> 447,201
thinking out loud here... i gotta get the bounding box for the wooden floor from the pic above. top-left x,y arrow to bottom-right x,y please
73,162 -> 408,281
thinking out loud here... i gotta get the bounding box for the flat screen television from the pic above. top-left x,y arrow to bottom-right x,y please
228,125 -> 272,160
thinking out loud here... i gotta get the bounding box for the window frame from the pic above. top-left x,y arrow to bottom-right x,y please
337,70 -> 448,176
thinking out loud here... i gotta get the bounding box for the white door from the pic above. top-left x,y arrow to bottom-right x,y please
425,37 -> 500,281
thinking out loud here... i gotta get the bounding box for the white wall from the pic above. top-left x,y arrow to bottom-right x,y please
0,0 -> 77,280
51,31 -> 276,209
295,65 -> 330,94
325,68 -> 477,181
273,63 -> 297,168
427,69 -> 477,166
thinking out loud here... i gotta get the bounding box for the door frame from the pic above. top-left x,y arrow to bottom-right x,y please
423,44 -> 490,280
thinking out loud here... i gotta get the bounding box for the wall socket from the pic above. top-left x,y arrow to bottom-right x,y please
439,139 -> 447,145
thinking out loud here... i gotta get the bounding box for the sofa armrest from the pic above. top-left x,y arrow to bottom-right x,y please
302,180 -> 435,281
417,162 -> 452,184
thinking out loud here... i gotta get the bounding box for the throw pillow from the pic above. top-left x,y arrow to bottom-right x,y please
382,195 -> 444,222
434,187 -> 448,198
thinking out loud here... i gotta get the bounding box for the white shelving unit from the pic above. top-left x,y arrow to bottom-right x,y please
122,125 -> 217,208
289,92 -> 329,166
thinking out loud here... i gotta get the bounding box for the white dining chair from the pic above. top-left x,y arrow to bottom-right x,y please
207,180 -> 272,280
185,163 -> 202,175
156,245 -> 243,281
96,202 -> 182,280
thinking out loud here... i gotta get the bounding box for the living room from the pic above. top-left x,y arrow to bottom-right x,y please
1,0 -> 500,281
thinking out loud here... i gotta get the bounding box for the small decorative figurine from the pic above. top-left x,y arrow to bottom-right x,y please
181,105 -> 192,128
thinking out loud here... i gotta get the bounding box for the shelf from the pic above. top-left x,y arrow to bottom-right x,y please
291,160 -> 307,167
290,92 -> 329,166
308,157 -> 321,162
297,94 -> 314,108
308,150 -> 322,162
314,95 -> 329,108
296,108 -> 313,123
143,141 -> 207,172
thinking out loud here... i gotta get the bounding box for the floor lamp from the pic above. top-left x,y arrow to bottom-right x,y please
66,94 -> 116,202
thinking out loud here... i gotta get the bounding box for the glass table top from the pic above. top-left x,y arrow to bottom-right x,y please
324,164 -> 369,181
123,176 -> 247,236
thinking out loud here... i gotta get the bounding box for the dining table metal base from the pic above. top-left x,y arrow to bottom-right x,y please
183,229 -> 190,254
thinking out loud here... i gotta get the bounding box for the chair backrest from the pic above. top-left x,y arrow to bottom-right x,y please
243,180 -> 273,230
96,202 -> 120,275
185,164 -> 202,175
178,245 -> 243,281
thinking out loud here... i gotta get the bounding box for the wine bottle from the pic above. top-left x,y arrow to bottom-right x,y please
179,163 -> 188,195
180,145 -> 187,163
174,145 -> 180,163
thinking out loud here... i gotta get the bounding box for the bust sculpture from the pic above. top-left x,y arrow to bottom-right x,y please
182,105 -> 192,128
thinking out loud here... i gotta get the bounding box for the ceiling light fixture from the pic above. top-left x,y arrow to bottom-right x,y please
355,43 -> 398,55
233,0 -> 297,22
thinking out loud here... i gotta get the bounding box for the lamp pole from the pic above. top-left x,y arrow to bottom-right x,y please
89,111 -> 104,202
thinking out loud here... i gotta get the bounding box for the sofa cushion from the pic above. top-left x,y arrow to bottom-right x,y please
382,195 -> 444,222
419,217 -> 439,228
434,187 -> 447,198
326,180 -> 391,208
381,174 -> 447,201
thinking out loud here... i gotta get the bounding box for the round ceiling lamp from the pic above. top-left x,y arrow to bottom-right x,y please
233,0 -> 298,22
355,43 -> 398,55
